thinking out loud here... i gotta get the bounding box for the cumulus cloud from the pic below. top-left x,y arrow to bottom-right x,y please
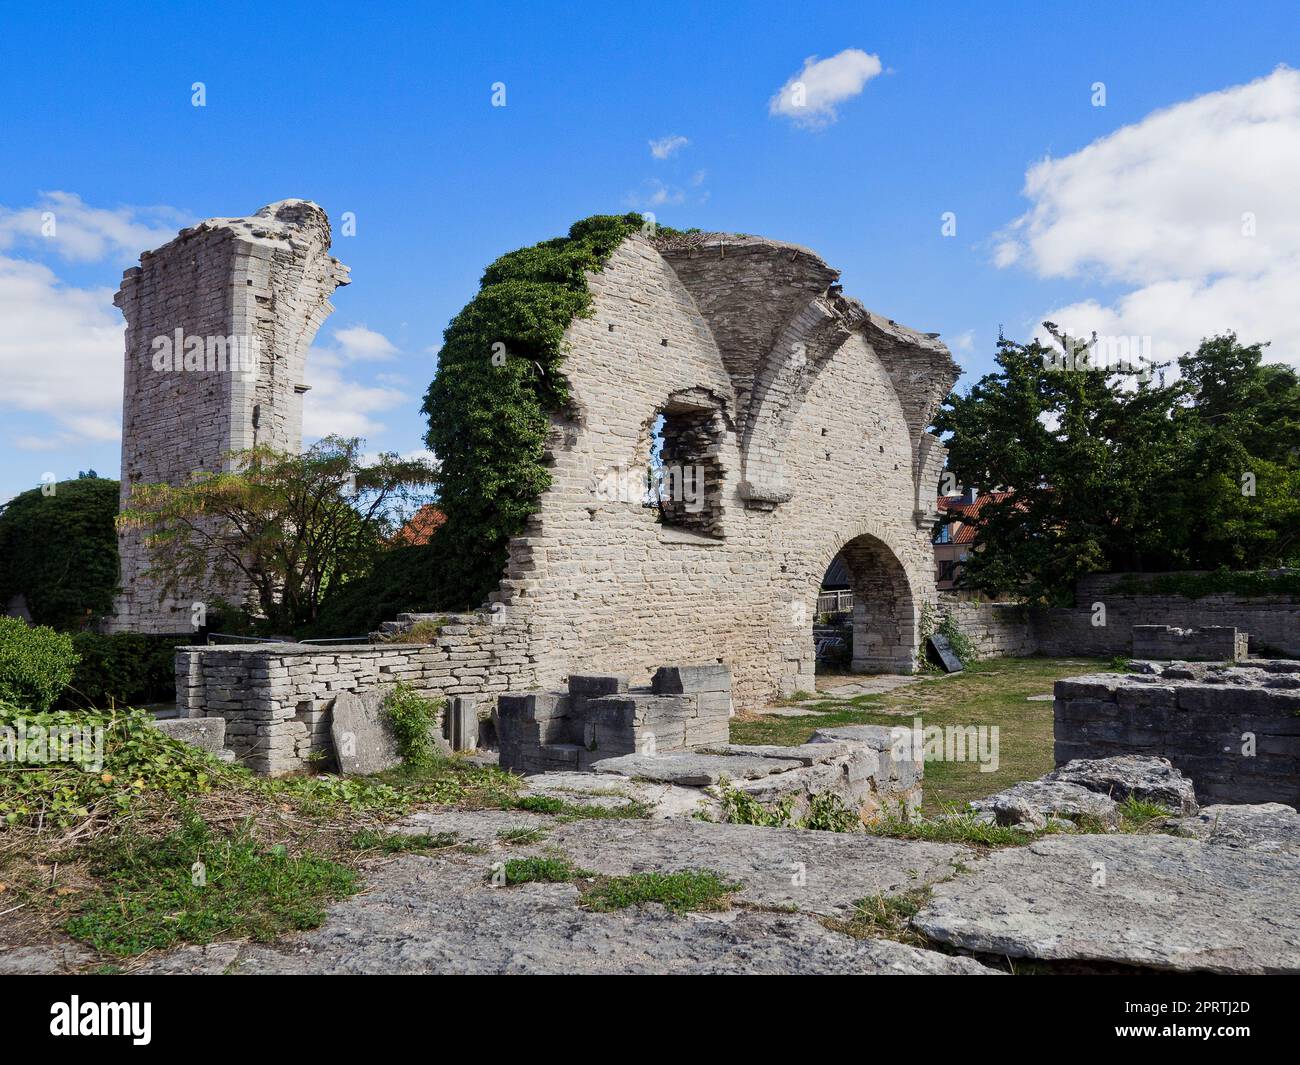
0,255 -> 125,442
649,135 -> 689,160
769,49 -> 883,129
332,324 -> 399,360
996,66 -> 1300,367
303,330 -> 407,438
624,178 -> 687,210
0,191 -> 187,263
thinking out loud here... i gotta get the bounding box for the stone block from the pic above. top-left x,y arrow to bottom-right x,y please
651,664 -> 732,695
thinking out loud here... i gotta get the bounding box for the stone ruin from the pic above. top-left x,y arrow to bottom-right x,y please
496,663 -> 920,821
1054,659 -> 1300,806
108,201 -> 349,634
496,664 -> 732,773
1131,624 -> 1248,662
106,203 -> 961,772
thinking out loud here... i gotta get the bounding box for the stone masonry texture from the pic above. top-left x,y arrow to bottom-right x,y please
1053,661 -> 1300,806
109,201 -> 349,633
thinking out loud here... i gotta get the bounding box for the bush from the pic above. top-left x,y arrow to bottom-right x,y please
0,476 -> 119,630
0,616 -> 78,711
61,632 -> 191,710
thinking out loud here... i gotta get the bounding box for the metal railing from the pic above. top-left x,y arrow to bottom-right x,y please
815,589 -> 853,615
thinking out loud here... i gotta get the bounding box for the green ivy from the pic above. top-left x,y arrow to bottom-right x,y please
1106,568 -> 1300,599
419,213 -> 650,608
61,632 -> 192,710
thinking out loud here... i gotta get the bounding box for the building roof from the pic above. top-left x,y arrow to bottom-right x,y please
393,503 -> 446,545
936,491 -> 1015,544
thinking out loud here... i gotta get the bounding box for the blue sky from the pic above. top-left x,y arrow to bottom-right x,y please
2,0 -> 1299,501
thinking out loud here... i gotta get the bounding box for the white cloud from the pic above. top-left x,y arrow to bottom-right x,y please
0,255 -> 124,440
649,135 -> 689,160
998,66 -> 1300,367
949,329 -> 975,355
302,343 -> 406,439
0,191 -> 187,263
332,324 -> 398,360
769,49 -> 883,129
624,178 -> 686,210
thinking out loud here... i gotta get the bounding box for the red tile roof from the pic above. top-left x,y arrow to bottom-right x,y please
393,503 -> 446,545
936,491 -> 1015,544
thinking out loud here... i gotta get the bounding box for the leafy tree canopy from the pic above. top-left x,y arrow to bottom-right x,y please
0,476 -> 119,629
933,332 -> 1300,604
119,436 -> 435,633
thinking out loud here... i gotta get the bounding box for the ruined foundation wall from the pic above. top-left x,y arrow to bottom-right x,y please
1032,573 -> 1300,659
1054,664 -> 1300,805
175,611 -> 532,776
938,594 -> 1036,659
109,201 -> 349,633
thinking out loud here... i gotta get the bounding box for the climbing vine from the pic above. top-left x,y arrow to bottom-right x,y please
420,213 -> 655,607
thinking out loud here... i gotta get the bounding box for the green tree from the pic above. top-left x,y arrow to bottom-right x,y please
0,476 -> 119,629
933,332 -> 1299,603
119,437 -> 435,633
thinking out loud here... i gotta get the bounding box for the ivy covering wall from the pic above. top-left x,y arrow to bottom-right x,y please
419,213 -> 649,607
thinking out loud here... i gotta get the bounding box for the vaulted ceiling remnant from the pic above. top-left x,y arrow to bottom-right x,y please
655,232 -> 960,520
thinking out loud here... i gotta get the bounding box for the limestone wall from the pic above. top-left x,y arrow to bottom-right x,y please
110,201 -> 348,633
1054,662 -> 1300,806
175,610 -> 530,775
1032,574 -> 1300,658
494,235 -> 954,706
937,594 -> 1035,659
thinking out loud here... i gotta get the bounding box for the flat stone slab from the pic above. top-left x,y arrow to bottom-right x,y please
590,751 -> 802,786
518,771 -> 718,820
135,858 -> 995,975
913,834 -> 1300,973
701,741 -> 854,766
809,725 -> 897,751
330,690 -> 400,775
1172,803 -> 1300,853
534,818 -> 967,917
151,717 -> 226,753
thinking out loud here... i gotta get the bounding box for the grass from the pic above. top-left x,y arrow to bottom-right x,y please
496,856 -> 591,885
582,870 -> 740,913
350,828 -> 463,853
824,888 -> 933,945
732,657 -> 1099,812
63,807 -> 357,957
507,794 -> 651,820
494,856 -> 741,914
497,826 -> 548,845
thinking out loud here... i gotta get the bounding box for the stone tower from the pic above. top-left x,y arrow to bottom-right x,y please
107,201 -> 350,633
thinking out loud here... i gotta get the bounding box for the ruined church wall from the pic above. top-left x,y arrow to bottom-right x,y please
108,202 -> 347,634
498,237 -> 933,706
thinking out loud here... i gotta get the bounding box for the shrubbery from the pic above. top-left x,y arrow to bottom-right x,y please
0,476 -> 119,629
0,616 -> 78,711
62,632 -> 192,709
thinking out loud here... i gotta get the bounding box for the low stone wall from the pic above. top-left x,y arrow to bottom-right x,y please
1033,574 -> 1300,658
497,665 -> 732,774
1131,625 -> 1247,662
175,610 -> 533,775
1053,661 -> 1300,806
938,595 -> 1034,658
